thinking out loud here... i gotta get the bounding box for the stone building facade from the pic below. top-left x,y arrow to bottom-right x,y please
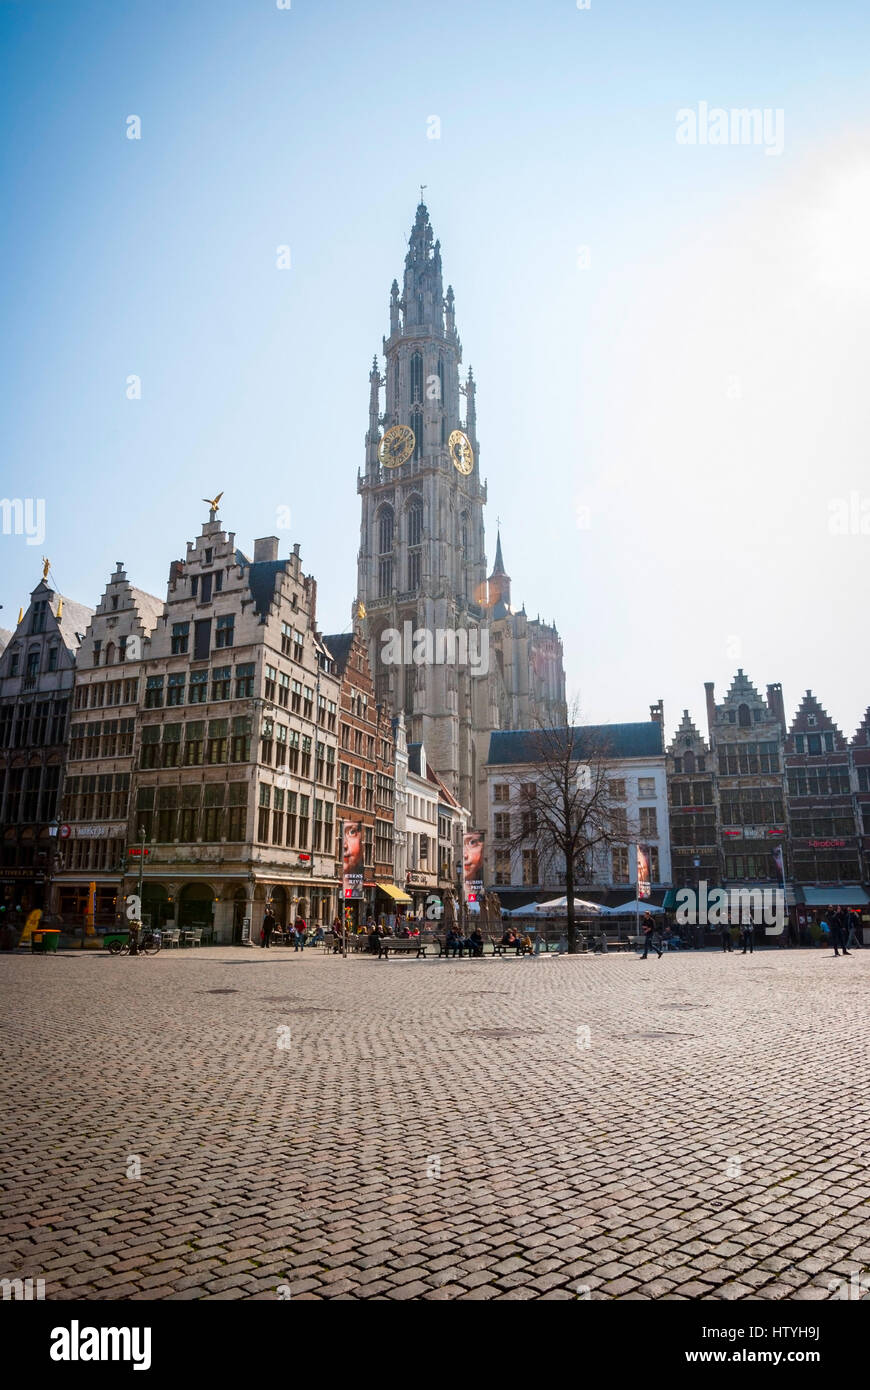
483,716 -> 671,908
321,628 -> 400,929
57,564 -> 162,925
0,574 -> 92,919
356,202 -> 566,831
124,514 -> 341,941
665,709 -> 717,891
703,671 -> 789,893
785,691 -> 862,900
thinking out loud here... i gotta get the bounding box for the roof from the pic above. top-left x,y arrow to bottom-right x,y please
322,633 -> 354,676
0,628 -> 11,655
56,595 -> 95,653
129,587 -> 164,636
247,560 -> 289,618
487,722 -> 664,766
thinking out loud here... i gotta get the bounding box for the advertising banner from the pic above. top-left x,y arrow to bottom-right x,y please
462,829 -> 485,904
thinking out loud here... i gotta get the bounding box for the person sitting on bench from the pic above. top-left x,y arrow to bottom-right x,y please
446,928 -> 467,958
469,927 -> 484,957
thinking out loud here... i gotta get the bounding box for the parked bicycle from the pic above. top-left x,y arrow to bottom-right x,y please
108,928 -> 162,956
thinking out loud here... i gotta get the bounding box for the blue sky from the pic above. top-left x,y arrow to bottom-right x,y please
2,0 -> 869,739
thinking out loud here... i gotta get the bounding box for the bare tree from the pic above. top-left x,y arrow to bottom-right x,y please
506,702 -> 629,953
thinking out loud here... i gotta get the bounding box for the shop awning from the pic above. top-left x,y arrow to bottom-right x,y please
376,883 -> 412,904
800,887 -> 869,907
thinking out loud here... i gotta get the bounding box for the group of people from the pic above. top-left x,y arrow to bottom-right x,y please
260,911 -> 327,951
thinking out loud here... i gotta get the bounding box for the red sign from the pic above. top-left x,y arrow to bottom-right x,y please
128,848 -> 150,857
809,839 -> 846,849
298,853 -> 311,862
59,824 -> 72,840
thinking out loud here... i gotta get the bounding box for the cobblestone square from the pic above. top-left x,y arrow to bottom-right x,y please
2,947 -> 868,1301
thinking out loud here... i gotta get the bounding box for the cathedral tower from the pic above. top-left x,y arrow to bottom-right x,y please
357,201 -> 495,813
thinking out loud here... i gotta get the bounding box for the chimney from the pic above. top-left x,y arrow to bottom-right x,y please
253,536 -> 279,563
766,682 -> 786,730
293,542 -> 300,557
649,699 -> 663,725
704,682 -> 716,740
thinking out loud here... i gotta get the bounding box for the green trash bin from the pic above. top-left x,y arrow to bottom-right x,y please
31,929 -> 60,953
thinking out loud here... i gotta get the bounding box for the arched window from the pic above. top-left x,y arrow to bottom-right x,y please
409,352 -> 423,458
407,498 -> 423,590
438,356 -> 446,445
738,703 -> 751,728
460,510 -> 469,555
104,642 -> 115,666
377,504 -> 394,555
407,499 -> 423,548
683,750 -> 695,773
417,292 -> 424,325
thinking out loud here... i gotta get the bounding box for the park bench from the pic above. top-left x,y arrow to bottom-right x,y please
593,937 -> 632,953
493,936 -> 533,957
377,936 -> 427,960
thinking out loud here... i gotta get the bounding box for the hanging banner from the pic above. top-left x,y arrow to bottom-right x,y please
463,830 -> 485,903
636,844 -> 651,900
342,820 -> 364,900
771,845 -> 785,888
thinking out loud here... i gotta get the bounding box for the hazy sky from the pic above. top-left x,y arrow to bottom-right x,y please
2,0 -> 868,744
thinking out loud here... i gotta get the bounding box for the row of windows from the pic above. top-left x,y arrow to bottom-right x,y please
491,846 -> 662,887
61,773 -> 130,823
256,785 -> 327,850
68,720 -> 135,761
720,798 -> 785,826
144,665 -> 253,708
136,782 -> 248,843
670,781 -> 714,807
0,701 -> 69,749
171,615 -> 234,657
140,718 -> 252,767
792,732 -> 839,754
0,765 -> 60,823
7,645 -> 60,678
787,769 -> 851,797
74,679 -> 140,710
717,744 -> 780,775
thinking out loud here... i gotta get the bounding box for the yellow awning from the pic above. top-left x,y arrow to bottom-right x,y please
377,883 -> 412,903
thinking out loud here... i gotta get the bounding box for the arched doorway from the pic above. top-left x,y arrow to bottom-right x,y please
269,886 -> 288,927
232,886 -> 247,944
178,882 -> 214,929
142,883 -> 169,928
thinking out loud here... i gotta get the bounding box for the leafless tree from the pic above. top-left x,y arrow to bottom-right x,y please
506,702 -> 633,953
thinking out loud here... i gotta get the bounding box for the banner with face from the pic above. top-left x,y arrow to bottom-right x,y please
463,829 -> 485,903
342,820 -> 364,900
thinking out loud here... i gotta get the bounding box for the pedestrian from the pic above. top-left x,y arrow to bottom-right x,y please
845,909 -> 863,950
261,907 -> 276,949
740,919 -> 754,955
640,911 -> 662,960
127,918 -> 141,957
294,916 -> 307,951
721,923 -> 733,953
831,906 -> 851,958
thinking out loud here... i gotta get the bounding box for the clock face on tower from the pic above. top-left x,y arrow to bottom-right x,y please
378,425 -> 415,469
448,429 -> 474,475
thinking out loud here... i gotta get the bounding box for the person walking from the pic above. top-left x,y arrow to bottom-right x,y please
294,916 -> 307,952
740,919 -> 754,955
845,909 -> 863,950
261,907 -> 276,949
721,923 -> 733,953
640,911 -> 662,960
831,906 -> 851,957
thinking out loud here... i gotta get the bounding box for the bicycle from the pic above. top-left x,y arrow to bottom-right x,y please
108,929 -> 162,956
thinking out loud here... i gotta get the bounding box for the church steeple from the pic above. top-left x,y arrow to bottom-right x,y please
487,530 -> 511,617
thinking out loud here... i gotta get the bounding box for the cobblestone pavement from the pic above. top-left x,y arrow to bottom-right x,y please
2,945 -> 869,1301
